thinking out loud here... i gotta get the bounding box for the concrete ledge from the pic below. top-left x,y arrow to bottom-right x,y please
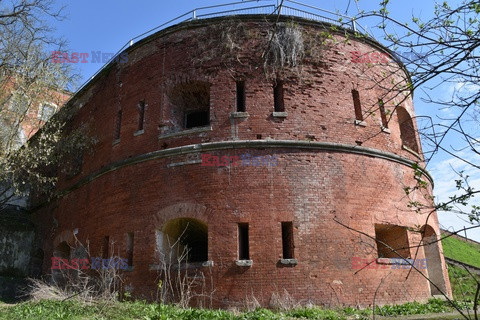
50,139 -> 434,203
354,120 -> 367,127
279,258 -> 298,266
230,112 -> 249,119
235,260 -> 253,267
133,129 -> 144,136
158,125 -> 212,140
167,159 -> 202,168
149,260 -> 214,271
202,260 -> 214,267
381,126 -> 391,134
272,112 -> 288,118
402,144 -> 422,160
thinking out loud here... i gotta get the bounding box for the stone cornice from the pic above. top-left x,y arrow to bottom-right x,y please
59,140 -> 433,198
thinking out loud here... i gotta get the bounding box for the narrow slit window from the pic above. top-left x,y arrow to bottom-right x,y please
273,81 -> 285,112
114,110 -> 122,140
126,232 -> 134,267
137,101 -> 145,131
238,223 -> 249,260
352,90 -> 363,121
103,236 -> 110,259
281,222 -> 294,259
379,99 -> 388,128
236,81 -> 246,112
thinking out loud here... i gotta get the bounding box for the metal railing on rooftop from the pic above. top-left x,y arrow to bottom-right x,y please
74,0 -> 371,96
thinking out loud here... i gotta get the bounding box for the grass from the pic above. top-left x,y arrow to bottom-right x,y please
1,234 -> 477,319
440,233 -> 480,304
373,299 -> 456,316
448,263 -> 480,302
441,234 -> 480,269
2,233 -> 478,319
0,299 -> 461,320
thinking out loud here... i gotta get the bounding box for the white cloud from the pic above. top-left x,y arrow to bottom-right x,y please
434,79 -> 480,120
428,149 -> 480,242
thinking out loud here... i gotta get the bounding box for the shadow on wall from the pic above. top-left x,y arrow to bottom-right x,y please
0,206 -> 42,302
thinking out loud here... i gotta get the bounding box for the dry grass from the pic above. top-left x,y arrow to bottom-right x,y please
155,232 -> 214,308
243,294 -> 261,312
25,237 -> 125,304
269,289 -> 301,311
264,22 -> 305,78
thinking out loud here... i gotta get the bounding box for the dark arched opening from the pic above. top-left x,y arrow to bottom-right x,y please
397,107 -> 419,153
159,218 -> 208,263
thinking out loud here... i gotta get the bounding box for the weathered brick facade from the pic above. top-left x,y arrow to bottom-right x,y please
33,15 -> 452,308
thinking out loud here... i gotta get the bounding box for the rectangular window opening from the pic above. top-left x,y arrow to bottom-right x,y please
379,99 -> 388,128
173,81 -> 210,130
185,110 -> 209,129
236,81 -> 246,112
114,110 -> 122,140
126,232 -> 134,267
281,222 -> 294,259
273,80 -> 285,112
375,224 -> 410,259
238,223 -> 249,260
138,101 -> 145,131
102,236 -> 110,259
352,89 -> 363,121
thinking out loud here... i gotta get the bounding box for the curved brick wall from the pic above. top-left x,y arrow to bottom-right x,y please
34,15 -> 452,307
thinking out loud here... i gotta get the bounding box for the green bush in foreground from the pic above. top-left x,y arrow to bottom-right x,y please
0,298 -> 461,320
374,299 -> 451,316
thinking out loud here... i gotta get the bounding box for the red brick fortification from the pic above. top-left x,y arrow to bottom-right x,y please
33,15 -> 452,308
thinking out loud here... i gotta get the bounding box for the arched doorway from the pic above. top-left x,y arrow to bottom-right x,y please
156,218 -> 208,264
422,225 -> 447,295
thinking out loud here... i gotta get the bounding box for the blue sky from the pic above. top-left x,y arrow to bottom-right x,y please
50,0 -> 479,241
